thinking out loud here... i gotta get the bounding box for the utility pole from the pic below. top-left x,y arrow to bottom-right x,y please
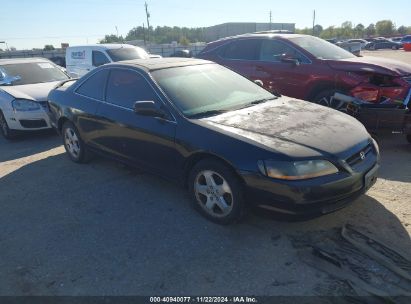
145,1 -> 151,44
312,10 -> 316,35
143,23 -> 146,45
269,11 -> 272,30
115,26 -> 119,39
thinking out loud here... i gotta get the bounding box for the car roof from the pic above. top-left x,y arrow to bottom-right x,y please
210,32 -> 306,43
0,57 -> 52,65
108,58 -> 214,71
67,44 -> 137,50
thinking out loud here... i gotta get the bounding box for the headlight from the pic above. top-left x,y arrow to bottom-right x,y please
371,138 -> 380,158
12,99 -> 41,111
258,159 -> 339,180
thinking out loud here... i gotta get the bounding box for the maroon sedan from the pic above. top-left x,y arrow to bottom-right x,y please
198,34 -> 411,110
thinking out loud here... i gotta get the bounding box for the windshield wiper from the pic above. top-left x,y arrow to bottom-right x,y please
188,109 -> 228,119
250,97 -> 277,105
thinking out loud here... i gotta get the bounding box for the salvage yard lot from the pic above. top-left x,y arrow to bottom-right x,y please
0,50 -> 410,297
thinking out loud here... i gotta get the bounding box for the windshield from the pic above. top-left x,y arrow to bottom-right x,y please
290,36 -> 356,60
0,62 -> 69,86
106,47 -> 149,61
152,64 -> 276,118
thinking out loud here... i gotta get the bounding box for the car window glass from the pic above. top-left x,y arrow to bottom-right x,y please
76,69 -> 109,100
92,51 -> 110,67
106,69 -> 159,109
222,40 -> 261,60
260,40 -> 308,63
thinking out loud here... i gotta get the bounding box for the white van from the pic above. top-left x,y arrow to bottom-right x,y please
65,44 -> 155,77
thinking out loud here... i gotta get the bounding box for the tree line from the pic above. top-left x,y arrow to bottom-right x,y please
297,20 -> 411,39
99,20 -> 411,45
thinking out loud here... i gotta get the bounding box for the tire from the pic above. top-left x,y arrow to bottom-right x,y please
0,110 -> 16,140
62,121 -> 91,163
407,134 -> 411,144
312,89 -> 348,112
188,159 -> 245,225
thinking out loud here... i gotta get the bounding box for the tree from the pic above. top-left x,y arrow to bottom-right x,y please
43,45 -> 55,51
100,34 -> 124,44
320,26 -> 336,39
354,23 -> 365,38
365,24 -> 376,37
179,36 -> 190,46
375,20 -> 395,36
313,24 -> 323,36
397,25 -> 408,35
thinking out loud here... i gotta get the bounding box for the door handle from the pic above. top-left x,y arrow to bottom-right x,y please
256,66 -> 264,72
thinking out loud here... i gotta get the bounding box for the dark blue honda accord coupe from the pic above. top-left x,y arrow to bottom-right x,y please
48,58 -> 379,224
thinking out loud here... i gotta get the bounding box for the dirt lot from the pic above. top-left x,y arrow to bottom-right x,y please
0,50 -> 410,299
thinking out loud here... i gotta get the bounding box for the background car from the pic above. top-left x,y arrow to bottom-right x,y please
48,58 -> 379,224
0,57 -> 70,139
364,38 -> 402,50
198,33 -> 411,110
65,44 -> 152,78
400,35 -> 411,45
170,49 -> 193,58
339,39 -> 369,49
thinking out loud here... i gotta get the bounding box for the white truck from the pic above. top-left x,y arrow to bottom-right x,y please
65,44 -> 159,78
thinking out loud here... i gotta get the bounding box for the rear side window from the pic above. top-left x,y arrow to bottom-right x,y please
106,69 -> 159,109
221,39 -> 261,60
92,51 -> 110,67
260,40 -> 309,63
76,69 -> 109,100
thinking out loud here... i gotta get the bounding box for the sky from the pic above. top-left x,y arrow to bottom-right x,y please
0,0 -> 410,50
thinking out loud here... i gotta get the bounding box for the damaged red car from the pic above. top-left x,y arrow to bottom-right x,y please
198,34 -> 411,110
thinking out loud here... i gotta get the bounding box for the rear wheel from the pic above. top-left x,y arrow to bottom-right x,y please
188,159 -> 245,225
0,110 -> 15,140
62,121 -> 91,163
312,89 -> 348,111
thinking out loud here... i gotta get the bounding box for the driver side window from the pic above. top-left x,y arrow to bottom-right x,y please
260,40 -> 309,63
92,51 -> 110,67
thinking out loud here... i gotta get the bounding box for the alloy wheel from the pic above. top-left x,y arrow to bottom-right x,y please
316,95 -> 347,111
64,127 -> 81,159
194,170 -> 234,218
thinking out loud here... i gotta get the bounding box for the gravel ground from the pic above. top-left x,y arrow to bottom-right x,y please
0,50 -> 410,297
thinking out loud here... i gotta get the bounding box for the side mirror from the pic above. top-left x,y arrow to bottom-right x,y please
133,101 -> 166,118
280,54 -> 300,66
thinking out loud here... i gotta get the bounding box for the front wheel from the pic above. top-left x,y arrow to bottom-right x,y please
62,121 -> 91,163
188,159 -> 245,225
312,90 -> 348,111
0,110 -> 15,140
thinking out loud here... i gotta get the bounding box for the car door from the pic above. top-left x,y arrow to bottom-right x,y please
94,67 -> 178,178
73,68 -> 110,146
252,39 -> 313,99
217,39 -> 262,81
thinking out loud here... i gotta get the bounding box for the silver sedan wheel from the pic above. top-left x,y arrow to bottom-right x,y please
194,170 -> 234,218
64,127 -> 81,159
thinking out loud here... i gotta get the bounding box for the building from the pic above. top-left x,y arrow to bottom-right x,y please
204,22 -> 296,42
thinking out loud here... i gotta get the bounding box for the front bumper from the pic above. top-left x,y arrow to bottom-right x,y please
3,108 -> 52,131
241,162 -> 379,216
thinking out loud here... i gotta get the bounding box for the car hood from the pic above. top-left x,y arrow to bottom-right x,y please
200,98 -> 370,159
326,56 -> 411,77
0,81 -> 61,101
